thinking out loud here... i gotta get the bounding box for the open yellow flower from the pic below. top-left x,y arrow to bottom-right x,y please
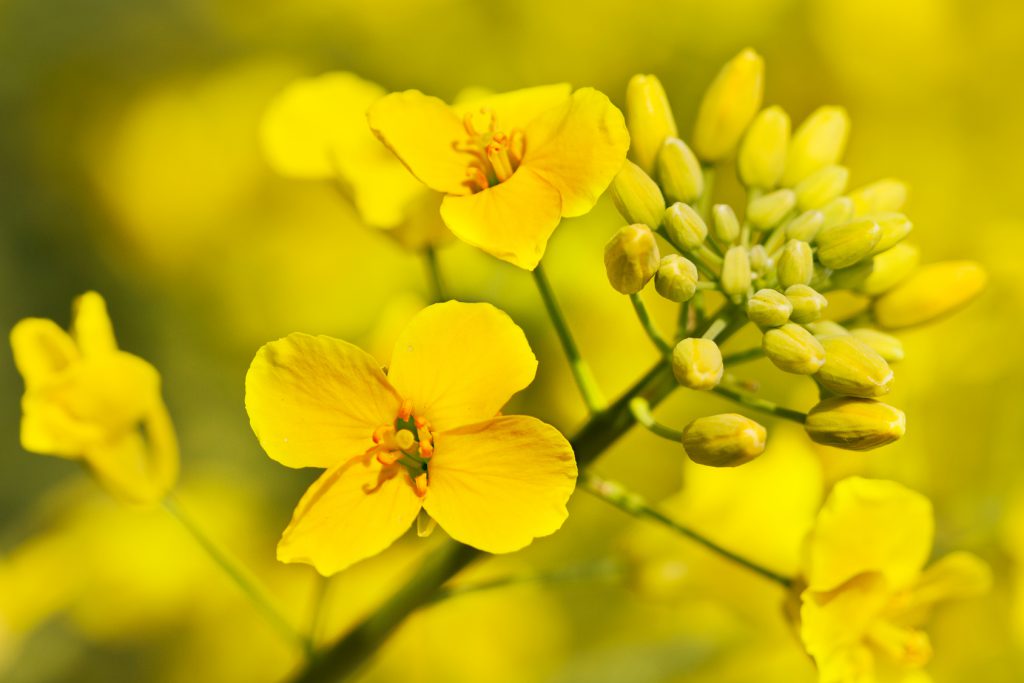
9,292 -> 178,504
245,301 -> 578,575
368,84 -> 630,269
799,477 -> 991,683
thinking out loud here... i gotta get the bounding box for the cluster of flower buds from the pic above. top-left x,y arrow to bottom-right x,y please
604,49 -> 986,467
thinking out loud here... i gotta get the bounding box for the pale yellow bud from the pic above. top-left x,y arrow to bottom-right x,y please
682,413 -> 767,467
748,189 -> 797,230
655,254 -> 699,302
816,335 -> 894,397
611,160 -> 666,228
816,218 -> 881,270
858,243 -> 920,296
721,246 -> 752,301
784,210 -> 825,242
747,288 -> 792,328
749,244 -> 771,274
663,202 -> 708,251
870,212 -> 914,254
805,320 -> 849,338
626,74 -> 679,174
693,48 -> 765,162
786,284 -> 828,324
850,328 -> 904,363
804,397 -> 906,451
657,137 -> 704,204
829,258 -> 874,291
712,204 -> 741,244
795,165 -> 849,211
778,239 -> 814,288
820,196 -> 855,229
849,178 -> 908,216
739,105 -> 790,189
762,323 -> 826,374
604,224 -> 661,294
672,338 -> 724,390
872,261 -> 987,329
782,106 -> 850,186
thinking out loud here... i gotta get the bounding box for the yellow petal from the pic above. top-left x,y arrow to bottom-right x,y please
277,456 -> 422,575
423,416 -> 577,553
386,301 -> 537,431
911,551 -> 992,606
804,477 -> 933,592
440,166 -> 562,269
10,318 -> 79,391
523,87 -> 630,217
71,291 -> 118,357
20,395 -> 101,457
801,572 -> 890,674
368,90 -> 472,196
454,83 -> 572,131
86,402 -> 179,505
245,333 -> 401,469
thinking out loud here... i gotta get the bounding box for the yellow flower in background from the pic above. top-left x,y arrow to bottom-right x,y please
10,292 -> 178,504
799,477 -> 991,683
245,301 -> 577,575
368,84 -> 630,269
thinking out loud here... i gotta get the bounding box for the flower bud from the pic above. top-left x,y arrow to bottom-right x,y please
611,160 -> 666,228
604,224 -> 661,294
784,210 -> 825,242
816,335 -> 894,397
795,165 -> 849,210
663,202 -> 708,251
657,137 -> 703,204
626,74 -> 679,174
739,105 -> 790,189
762,323 -> 826,374
786,284 -> 828,324
804,397 -> 906,450
870,212 -> 913,254
721,246 -> 752,301
849,178 -> 908,216
805,320 -> 849,338
693,48 -> 765,162
829,259 -> 874,291
858,243 -> 919,296
682,413 -> 767,467
777,239 -> 814,287
655,254 -> 699,302
672,338 -> 724,390
782,106 -> 850,186
748,189 -> 797,230
712,204 -> 741,244
749,244 -> 771,274
850,328 -> 904,363
747,288 -> 792,328
872,261 -> 987,329
819,196 -> 855,229
816,218 -> 881,269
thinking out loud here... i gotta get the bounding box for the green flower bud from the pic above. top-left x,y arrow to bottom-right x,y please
657,137 -> 703,204
786,284 -> 828,324
872,261 -> 987,329
749,244 -> 771,275
748,189 -> 797,230
784,210 -> 825,242
829,258 -> 874,291
626,74 -> 679,174
849,178 -> 908,216
611,160 -> 666,228
778,239 -> 814,287
805,320 -> 849,338
712,204 -> 741,244
762,323 -> 826,374
672,338 -> 724,390
604,224 -> 661,294
682,413 -> 767,467
721,246 -> 752,301
663,202 -> 708,251
782,106 -> 850,186
819,196 -> 855,229
795,165 -> 849,210
739,105 -> 790,189
816,335 -> 894,397
804,397 -> 906,451
850,328 -> 904,363
747,288 -> 792,328
870,212 -> 913,254
858,243 -> 920,296
655,254 -> 699,302
693,48 -> 765,162
816,218 -> 881,269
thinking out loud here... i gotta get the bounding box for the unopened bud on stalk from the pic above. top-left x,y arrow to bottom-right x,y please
829,259 -> 874,291
682,413 -> 767,467
786,284 -> 828,324
611,160 -> 665,228
655,254 -> 699,302
778,239 -> 814,287
626,74 -> 679,174
795,165 -> 849,210
747,288 -> 792,328
739,105 -> 790,189
762,323 -> 826,374
782,106 -> 850,186
806,320 -> 849,338
816,218 -> 881,269
663,202 -> 708,251
850,328 -> 905,362
858,243 -> 920,296
712,204 -> 741,244
657,137 -> 703,204
784,210 -> 825,242
872,261 -> 987,329
693,48 -> 765,162
749,245 -> 771,274
721,246 -> 752,301
748,189 -> 797,230
804,397 -> 906,450
849,178 -> 908,216
672,338 -> 724,390
816,335 -> 894,397
819,196 -> 855,229
604,224 -> 661,294
870,213 -> 914,254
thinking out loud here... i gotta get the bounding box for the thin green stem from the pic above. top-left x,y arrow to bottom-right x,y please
532,263 -> 607,413
711,382 -> 807,423
423,245 -> 447,302
722,346 -> 764,365
696,166 -> 716,222
307,575 -> 331,646
629,396 -> 683,441
701,317 -> 728,341
424,558 -> 623,606
676,300 -> 691,340
629,293 -> 672,354
581,472 -> 792,587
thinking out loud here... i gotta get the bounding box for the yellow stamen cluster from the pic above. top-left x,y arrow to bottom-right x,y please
367,399 -> 435,497
456,108 -> 525,192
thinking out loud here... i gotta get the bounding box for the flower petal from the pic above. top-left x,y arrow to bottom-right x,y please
523,87 -> 630,217
386,302 -> 537,431
11,318 -> 79,391
911,551 -> 992,606
245,333 -> 401,469
439,166 -> 562,270
804,477 -> 933,593
801,572 -> 891,675
368,90 -> 472,196
454,83 -> 572,132
86,402 -> 179,505
277,456 -> 422,575
422,416 -> 577,553
71,291 -> 118,357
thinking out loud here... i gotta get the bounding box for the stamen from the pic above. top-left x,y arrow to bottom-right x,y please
394,429 -> 415,452
486,140 -> 515,183
398,399 -> 413,421
419,439 -> 434,459
509,129 -> 526,165
372,425 -> 388,444
413,473 -> 429,497
465,167 -> 490,193
866,620 -> 932,667
376,451 -> 401,466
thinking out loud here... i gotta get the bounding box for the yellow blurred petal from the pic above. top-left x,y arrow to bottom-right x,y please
801,573 -> 890,676
20,395 -> 101,457
804,477 -> 933,592
86,403 -> 179,505
368,90 -> 472,196
423,416 -> 576,553
71,291 -> 118,357
454,83 -> 572,131
277,456 -> 422,575
523,87 -> 630,217
912,551 -> 992,605
386,302 -> 537,431
245,333 -> 401,469
10,318 -> 79,391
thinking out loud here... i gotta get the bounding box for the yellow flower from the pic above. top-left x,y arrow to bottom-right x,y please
9,292 -> 178,504
245,301 -> 578,575
799,477 -> 991,683
367,84 -> 630,269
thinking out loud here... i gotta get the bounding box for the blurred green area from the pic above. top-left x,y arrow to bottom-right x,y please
2,0 -> 1023,681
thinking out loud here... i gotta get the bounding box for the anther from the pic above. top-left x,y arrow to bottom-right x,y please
372,425 -> 388,444
376,451 -> 401,466
398,399 -> 413,421
414,473 -> 429,497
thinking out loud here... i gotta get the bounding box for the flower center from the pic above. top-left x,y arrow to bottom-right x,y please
366,399 -> 434,497
454,107 -> 525,193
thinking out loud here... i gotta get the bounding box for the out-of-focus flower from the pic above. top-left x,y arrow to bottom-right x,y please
368,84 -> 629,269
692,48 -> 765,162
245,301 -> 577,575
10,292 -> 178,504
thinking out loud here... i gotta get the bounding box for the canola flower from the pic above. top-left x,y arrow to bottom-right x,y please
245,301 -> 577,575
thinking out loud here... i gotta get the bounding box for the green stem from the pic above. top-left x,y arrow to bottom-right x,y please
629,293 -> 672,354
696,166 -> 716,222
532,263 -> 607,413
711,382 -> 807,423
423,245 -> 447,302
702,317 -> 728,341
424,558 -> 623,606
307,575 -> 331,646
629,396 -> 683,441
722,347 -> 764,365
